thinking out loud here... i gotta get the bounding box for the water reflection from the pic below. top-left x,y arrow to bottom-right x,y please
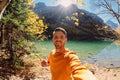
86,40 -> 120,68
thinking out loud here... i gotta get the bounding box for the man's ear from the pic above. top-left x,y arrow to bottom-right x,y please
52,37 -> 54,42
65,38 -> 67,42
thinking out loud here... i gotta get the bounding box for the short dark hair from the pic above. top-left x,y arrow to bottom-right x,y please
53,27 -> 67,37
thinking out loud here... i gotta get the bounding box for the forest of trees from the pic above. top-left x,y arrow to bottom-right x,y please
0,0 -> 49,79
0,1 -> 48,79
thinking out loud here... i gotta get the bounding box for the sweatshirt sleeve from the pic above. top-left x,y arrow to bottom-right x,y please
69,52 -> 98,80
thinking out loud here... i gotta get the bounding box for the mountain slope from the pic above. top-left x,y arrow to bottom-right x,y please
33,2 -> 118,40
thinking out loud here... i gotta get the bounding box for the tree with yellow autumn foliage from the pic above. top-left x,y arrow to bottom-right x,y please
0,0 -> 47,67
26,10 -> 47,40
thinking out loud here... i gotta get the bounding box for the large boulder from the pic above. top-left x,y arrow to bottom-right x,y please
33,2 -> 118,40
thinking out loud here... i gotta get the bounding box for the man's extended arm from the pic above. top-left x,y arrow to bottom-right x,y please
69,52 -> 98,80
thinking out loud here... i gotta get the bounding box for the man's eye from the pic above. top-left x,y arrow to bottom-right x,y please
54,36 -> 58,39
60,36 -> 64,39
61,35 -> 66,38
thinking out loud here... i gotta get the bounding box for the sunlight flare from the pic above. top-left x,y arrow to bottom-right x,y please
58,0 -> 73,7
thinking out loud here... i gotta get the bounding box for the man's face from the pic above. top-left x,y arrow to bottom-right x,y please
52,31 -> 67,49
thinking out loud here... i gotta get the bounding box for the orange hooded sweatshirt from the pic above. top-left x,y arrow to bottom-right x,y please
48,49 -> 98,80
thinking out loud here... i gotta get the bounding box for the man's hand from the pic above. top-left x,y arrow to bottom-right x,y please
40,58 -> 49,67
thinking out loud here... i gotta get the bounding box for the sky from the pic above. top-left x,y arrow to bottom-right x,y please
33,0 -> 118,25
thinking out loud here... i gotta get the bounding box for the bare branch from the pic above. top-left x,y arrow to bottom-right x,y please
96,0 -> 120,24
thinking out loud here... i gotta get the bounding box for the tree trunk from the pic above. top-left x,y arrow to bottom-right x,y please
0,23 -> 14,60
0,23 -> 2,44
0,0 -> 11,19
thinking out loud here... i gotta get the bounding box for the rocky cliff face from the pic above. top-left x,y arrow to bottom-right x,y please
33,2 -> 118,40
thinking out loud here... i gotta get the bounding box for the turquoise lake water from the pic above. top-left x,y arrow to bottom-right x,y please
34,40 -> 120,68
86,42 -> 120,68
34,40 -> 113,59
